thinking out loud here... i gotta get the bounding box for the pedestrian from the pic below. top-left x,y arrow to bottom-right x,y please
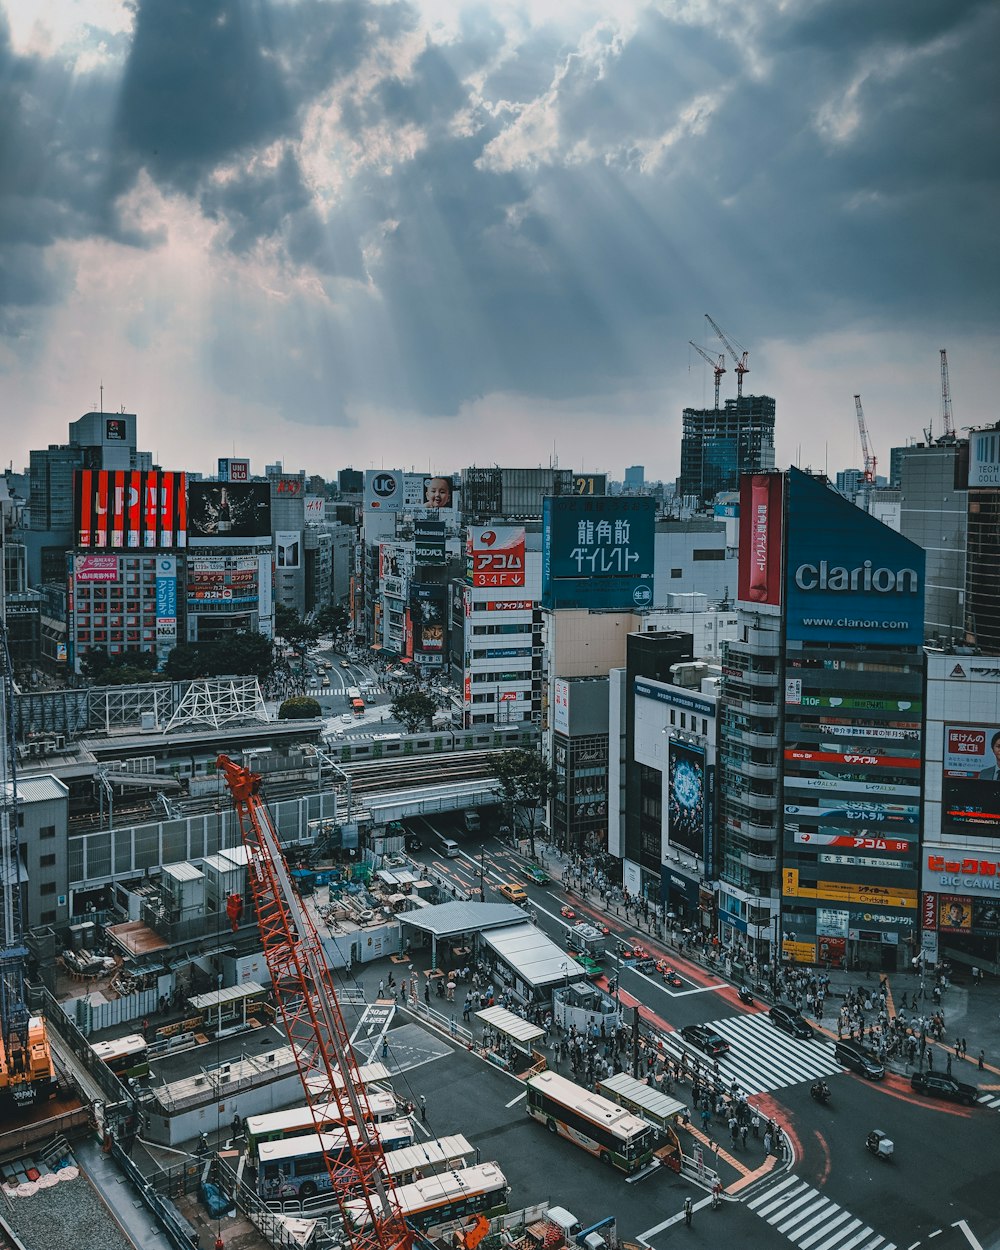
946,1054 -> 952,1076
962,1038 -> 968,1058
751,1111 -> 760,1138
979,1050 -> 985,1071
763,1131 -> 772,1155
684,1197 -> 693,1227
378,979 -> 385,997
419,1094 -> 427,1122
382,1036 -> 389,1060
424,981 -> 430,1004
142,1017 -> 150,1041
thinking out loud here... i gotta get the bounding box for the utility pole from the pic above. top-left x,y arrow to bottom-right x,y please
479,846 -> 485,902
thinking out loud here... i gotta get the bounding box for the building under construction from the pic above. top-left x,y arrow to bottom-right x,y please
678,395 -> 776,503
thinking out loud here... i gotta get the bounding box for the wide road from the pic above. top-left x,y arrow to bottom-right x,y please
400,824 -> 1000,1249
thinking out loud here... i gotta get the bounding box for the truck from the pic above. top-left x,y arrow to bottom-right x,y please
462,810 -> 481,835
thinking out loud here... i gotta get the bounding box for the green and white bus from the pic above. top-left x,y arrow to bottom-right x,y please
344,1162 -> 509,1237
525,1070 -> 655,1174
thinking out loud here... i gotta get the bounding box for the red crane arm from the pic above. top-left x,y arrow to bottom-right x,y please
216,754 -> 411,1250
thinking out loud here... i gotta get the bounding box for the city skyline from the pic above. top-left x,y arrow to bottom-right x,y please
2,1 -> 998,481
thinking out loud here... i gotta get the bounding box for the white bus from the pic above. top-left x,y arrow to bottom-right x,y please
525,1070 -> 655,1174
381,1134 -> 477,1187
257,1119 -> 414,1202
247,1088 -> 398,1156
344,1162 -> 509,1236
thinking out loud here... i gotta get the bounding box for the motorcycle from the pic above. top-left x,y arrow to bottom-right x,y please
737,985 -> 754,1006
810,1081 -> 831,1105
865,1129 -> 893,1162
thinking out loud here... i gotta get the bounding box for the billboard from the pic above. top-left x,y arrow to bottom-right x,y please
467,526 -> 526,587
542,496 -> 654,610
410,584 -> 446,662
155,556 -> 177,642
941,723 -> 1000,836
304,495 -> 326,521
667,740 -> 706,857
737,473 -> 783,608
187,482 -> 271,546
414,518 -> 447,566
187,554 -> 260,606
379,543 -> 412,581
217,458 -> 250,482
105,417 -> 128,442
784,468 -> 925,645
74,555 -> 119,583
553,678 -> 570,735
968,428 -> 1000,488
275,531 -> 302,569
364,470 -> 457,513
75,470 -> 187,549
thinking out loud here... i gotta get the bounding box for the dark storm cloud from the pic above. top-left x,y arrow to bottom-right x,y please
0,0 -> 997,427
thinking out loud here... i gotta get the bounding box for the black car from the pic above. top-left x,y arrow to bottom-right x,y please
769,1003 -> 814,1040
910,1071 -> 978,1106
681,1024 -> 731,1058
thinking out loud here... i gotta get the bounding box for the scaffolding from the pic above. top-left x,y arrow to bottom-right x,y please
164,677 -> 271,733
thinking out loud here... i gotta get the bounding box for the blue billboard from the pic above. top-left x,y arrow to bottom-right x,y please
784,469 -> 925,646
542,496 -> 655,610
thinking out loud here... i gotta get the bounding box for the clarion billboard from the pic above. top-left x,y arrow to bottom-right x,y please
784,468 -> 925,646
737,472 -> 783,609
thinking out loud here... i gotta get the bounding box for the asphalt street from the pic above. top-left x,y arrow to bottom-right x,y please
376,824 -> 1000,1250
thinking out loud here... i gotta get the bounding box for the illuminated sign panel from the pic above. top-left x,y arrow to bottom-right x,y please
75,470 -> 187,549
737,473 -> 783,608
542,496 -> 654,609
467,526 -> 525,587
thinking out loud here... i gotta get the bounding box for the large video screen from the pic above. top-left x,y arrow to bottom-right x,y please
187,482 -> 272,546
942,724 -> 1000,836
668,740 -> 706,857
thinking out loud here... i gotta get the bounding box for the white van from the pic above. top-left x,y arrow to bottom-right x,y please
441,839 -> 461,858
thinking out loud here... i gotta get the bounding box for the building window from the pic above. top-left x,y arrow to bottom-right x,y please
693,549 -> 725,561
40,825 -> 56,839
671,568 -> 682,578
40,882 -> 56,896
39,854 -> 56,867
40,910 -> 57,924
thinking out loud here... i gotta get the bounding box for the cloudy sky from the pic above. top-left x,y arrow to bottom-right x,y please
2,0 -> 997,484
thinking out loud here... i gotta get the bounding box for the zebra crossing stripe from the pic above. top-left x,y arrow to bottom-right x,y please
978,1092 -> 1000,1108
746,1176 -> 895,1250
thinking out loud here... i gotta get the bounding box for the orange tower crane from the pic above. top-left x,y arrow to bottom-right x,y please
688,342 -> 727,409
705,313 -> 750,398
854,394 -> 877,483
216,754 -> 410,1250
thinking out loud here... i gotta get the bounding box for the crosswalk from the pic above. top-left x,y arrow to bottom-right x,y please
748,1175 -> 896,1250
977,1090 -> 1000,1109
656,1012 -> 843,1095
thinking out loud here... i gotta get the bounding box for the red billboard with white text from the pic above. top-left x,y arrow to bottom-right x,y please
467,526 -> 526,587
737,472 -> 784,608
75,470 -> 187,549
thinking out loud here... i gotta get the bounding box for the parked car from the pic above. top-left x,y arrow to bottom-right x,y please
681,1024 -> 731,1058
769,1003 -> 814,1040
498,882 -> 528,905
910,1071 -> 978,1106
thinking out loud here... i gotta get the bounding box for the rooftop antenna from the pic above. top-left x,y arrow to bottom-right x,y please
99,381 -> 104,413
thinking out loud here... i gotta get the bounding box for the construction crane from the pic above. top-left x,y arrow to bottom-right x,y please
705,313 -> 750,398
216,755 -> 410,1250
940,348 -> 955,440
0,619 -> 57,1110
854,394 -> 877,484
688,342 -> 726,409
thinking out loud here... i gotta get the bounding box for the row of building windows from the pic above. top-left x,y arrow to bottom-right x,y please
76,632 -> 156,644
471,624 -> 532,636
471,671 -> 532,684
666,709 -> 711,735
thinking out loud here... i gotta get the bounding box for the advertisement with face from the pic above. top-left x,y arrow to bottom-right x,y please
941,724 -> 1000,836
187,482 -> 271,545
668,740 -> 706,857
410,584 -> 446,660
364,470 -> 457,512
784,468 -> 925,645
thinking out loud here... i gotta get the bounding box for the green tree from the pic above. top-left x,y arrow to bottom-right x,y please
163,632 -> 274,682
278,695 -> 322,720
315,603 -> 349,636
492,748 -> 558,857
390,689 -> 438,733
274,603 -> 299,641
81,649 -> 164,686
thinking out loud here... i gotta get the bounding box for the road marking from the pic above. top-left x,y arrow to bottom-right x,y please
637,1194 -> 714,1241
505,1090 -> 527,1108
952,1220 -> 985,1250
747,1176 -> 895,1250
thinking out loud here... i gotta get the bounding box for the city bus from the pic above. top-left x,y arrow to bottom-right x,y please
91,1033 -> 150,1080
346,686 -> 365,714
257,1119 -> 414,1202
246,1089 -> 399,1157
381,1134 -> 477,1187
344,1163 -> 509,1235
525,1070 -> 655,1174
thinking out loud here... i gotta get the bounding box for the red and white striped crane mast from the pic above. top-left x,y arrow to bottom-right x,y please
216,754 -> 411,1250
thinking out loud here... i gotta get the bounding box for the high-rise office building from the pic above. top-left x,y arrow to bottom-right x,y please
716,469 -> 926,973
965,423 -> 1000,652
678,396 -> 775,503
